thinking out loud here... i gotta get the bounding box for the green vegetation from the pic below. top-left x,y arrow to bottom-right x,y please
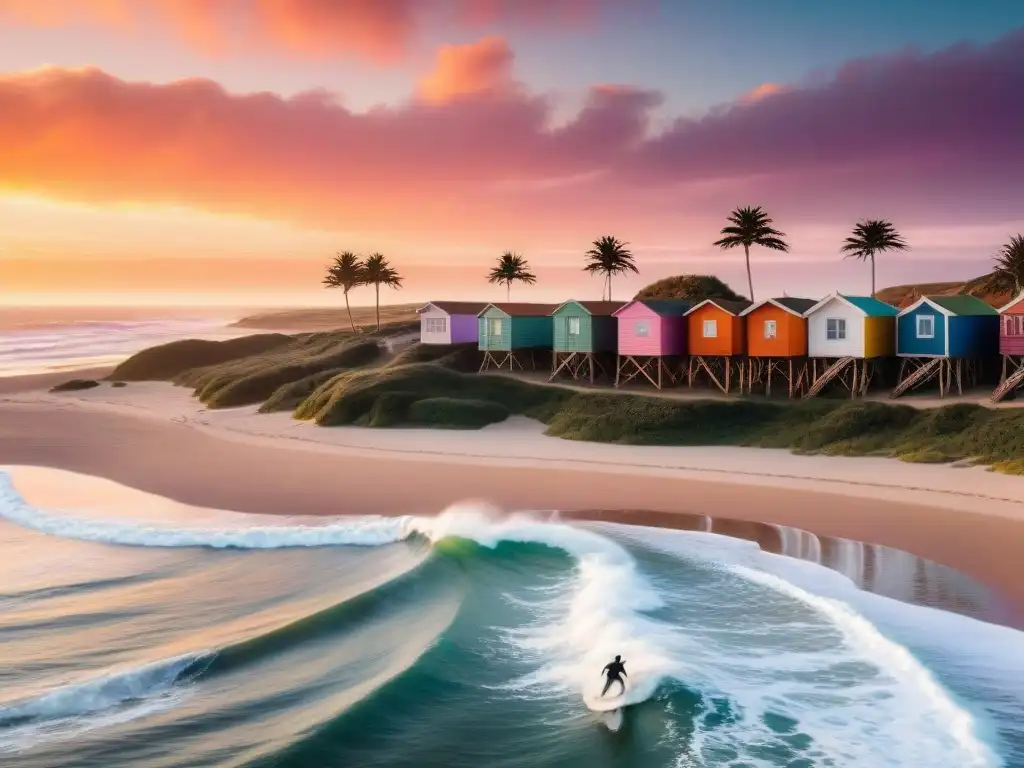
103,331 -> 1024,474
488,251 -> 537,300
583,235 -> 638,301
633,274 -> 746,302
840,219 -> 909,297
713,205 -> 790,303
110,334 -> 292,381
50,378 -> 101,392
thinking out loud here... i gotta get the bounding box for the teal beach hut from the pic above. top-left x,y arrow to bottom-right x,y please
477,302 -> 557,372
549,300 -> 624,383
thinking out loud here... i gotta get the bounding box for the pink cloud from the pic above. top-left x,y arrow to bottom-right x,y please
0,29 -> 1021,252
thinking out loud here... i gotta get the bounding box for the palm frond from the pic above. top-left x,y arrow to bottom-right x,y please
991,234 -> 1024,293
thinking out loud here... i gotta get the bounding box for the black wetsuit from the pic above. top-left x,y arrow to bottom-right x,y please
601,659 -> 627,697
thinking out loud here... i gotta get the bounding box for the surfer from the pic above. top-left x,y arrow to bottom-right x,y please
600,655 -> 627,697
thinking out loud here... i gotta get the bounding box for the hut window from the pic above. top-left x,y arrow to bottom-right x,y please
826,318 -> 846,340
763,320 -> 777,339
1018,316 -> 1024,335
568,317 -> 581,336
488,318 -> 503,336
916,315 -> 935,339
634,321 -> 650,337
425,317 -> 447,333
703,319 -> 718,338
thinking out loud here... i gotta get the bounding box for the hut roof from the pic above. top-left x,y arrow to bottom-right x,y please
551,300 -> 625,316
803,294 -> 899,317
898,295 -> 998,317
480,302 -> 560,317
740,297 -> 818,317
684,298 -> 752,316
637,299 -> 692,316
419,301 -> 489,315
998,290 -> 1024,313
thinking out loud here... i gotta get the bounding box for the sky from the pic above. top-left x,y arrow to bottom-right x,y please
0,0 -> 1022,307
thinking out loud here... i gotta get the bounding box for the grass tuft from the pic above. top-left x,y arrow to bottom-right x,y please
50,378 -> 100,392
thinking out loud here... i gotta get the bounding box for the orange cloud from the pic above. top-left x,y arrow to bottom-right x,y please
739,82 -> 789,104
417,35 -> 517,103
0,65 -> 661,242
0,0 -> 605,61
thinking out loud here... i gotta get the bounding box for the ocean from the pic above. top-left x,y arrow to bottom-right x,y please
1,472 -> 1022,767
0,308 -> 250,377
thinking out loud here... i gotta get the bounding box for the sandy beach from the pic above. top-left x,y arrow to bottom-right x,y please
1,370 -> 1023,613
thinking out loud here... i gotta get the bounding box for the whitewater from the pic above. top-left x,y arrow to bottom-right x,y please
0,471 -> 1021,767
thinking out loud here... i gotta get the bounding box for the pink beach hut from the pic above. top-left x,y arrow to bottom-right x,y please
611,299 -> 692,388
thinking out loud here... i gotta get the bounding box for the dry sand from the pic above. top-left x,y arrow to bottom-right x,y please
1,375 -> 1023,609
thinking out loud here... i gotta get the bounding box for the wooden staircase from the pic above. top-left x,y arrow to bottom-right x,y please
804,357 -> 855,398
889,358 -> 941,398
991,366 -> 1024,403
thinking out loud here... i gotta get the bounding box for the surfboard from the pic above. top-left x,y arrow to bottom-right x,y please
600,708 -> 623,732
584,692 -> 627,712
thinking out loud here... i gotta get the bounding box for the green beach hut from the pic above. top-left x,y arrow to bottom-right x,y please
477,302 -> 558,372
549,300 -> 624,383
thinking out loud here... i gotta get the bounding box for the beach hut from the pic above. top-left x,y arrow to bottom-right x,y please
417,302 -> 488,345
739,297 -> 818,396
683,298 -> 751,393
991,291 -> 1024,402
549,300 -> 624,383
477,302 -> 557,372
892,295 -> 999,398
611,299 -> 691,389
802,293 -> 899,398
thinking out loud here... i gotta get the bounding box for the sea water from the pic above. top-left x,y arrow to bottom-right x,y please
0,472 -> 1022,767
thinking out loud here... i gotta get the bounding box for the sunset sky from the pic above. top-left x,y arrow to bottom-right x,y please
1,0 -> 1022,307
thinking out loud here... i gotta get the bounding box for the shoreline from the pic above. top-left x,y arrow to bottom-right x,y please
4,463 -> 1014,629
0,373 -> 1023,617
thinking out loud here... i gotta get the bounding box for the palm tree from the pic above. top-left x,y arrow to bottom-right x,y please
488,251 -> 537,300
322,251 -> 365,332
583,236 -> 638,300
991,234 -> 1024,295
361,253 -> 403,330
840,219 -> 909,296
713,206 -> 789,302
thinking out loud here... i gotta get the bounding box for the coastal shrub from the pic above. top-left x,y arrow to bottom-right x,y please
790,402 -> 917,454
259,368 -> 348,413
197,339 -> 383,409
296,364 -> 567,426
386,342 -> 483,372
407,397 -> 510,428
897,447 -> 956,464
110,334 -> 291,381
545,394 -> 793,445
364,392 -> 420,426
50,378 -> 100,392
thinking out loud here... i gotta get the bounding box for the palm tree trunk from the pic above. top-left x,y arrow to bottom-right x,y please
607,273 -> 612,301
375,282 -> 380,330
507,281 -> 511,301
870,254 -> 876,297
744,244 -> 754,302
344,290 -> 356,333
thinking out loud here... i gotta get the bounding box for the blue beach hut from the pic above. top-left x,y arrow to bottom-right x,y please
892,295 -> 999,398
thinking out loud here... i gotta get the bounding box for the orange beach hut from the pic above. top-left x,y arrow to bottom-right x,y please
739,297 -> 818,396
683,299 -> 751,392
